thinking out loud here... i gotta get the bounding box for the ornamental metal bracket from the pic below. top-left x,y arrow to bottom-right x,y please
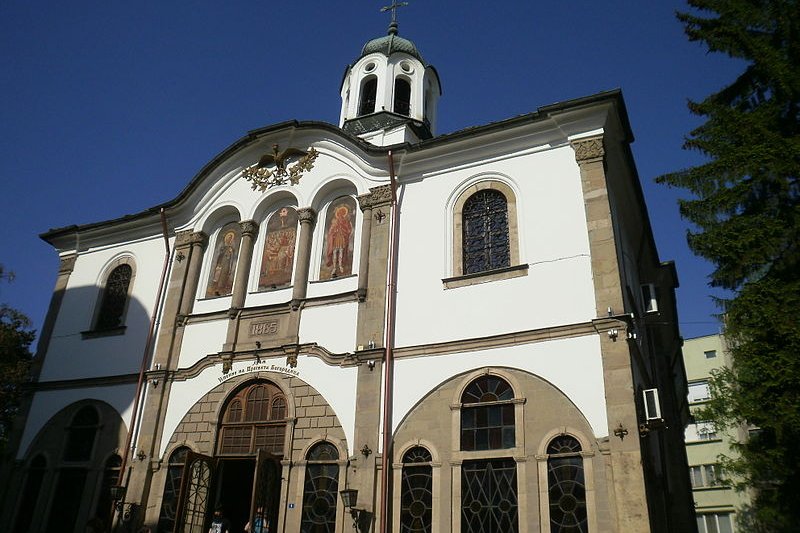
242,144 -> 319,191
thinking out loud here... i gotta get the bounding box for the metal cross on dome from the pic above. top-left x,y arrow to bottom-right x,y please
380,0 -> 408,24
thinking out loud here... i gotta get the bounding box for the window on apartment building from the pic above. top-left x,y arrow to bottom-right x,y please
685,421 -> 718,442
688,381 -> 711,403
704,350 -> 717,359
689,464 -> 723,488
697,512 -> 733,533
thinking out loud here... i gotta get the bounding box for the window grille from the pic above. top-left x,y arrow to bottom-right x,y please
96,264 -> 132,330
400,447 -> 433,533
300,442 -> 339,533
462,190 -> 510,274
461,459 -> 518,533
546,436 -> 588,533
158,447 -> 190,533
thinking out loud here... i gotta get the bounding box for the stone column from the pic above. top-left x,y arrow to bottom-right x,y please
291,208 -> 317,310
178,231 -> 208,317
572,136 -> 650,532
230,220 -> 259,311
356,185 -> 392,302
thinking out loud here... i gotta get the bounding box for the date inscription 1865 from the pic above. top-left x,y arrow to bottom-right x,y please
250,320 -> 279,337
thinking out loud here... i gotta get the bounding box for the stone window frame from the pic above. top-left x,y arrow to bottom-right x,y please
535,428 -> 597,533
449,368 -> 528,532
392,439 -> 443,533
83,255 -> 136,338
444,180 -> 527,289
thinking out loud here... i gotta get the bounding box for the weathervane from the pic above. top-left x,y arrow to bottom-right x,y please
242,144 -> 319,191
380,0 -> 408,26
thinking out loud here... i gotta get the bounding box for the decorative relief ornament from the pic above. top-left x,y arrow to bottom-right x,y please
242,144 -> 319,191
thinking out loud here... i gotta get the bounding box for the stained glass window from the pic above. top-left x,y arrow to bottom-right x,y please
462,190 -> 510,274
461,459 -> 518,533
96,264 -> 132,330
547,436 -> 588,533
400,447 -> 433,533
12,455 -> 47,533
461,376 -> 515,451
301,442 -> 340,533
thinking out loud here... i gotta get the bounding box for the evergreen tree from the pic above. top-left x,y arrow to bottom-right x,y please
658,1 -> 799,530
0,265 -> 34,455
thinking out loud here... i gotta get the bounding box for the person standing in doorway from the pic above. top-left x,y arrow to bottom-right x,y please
244,505 -> 269,533
209,505 -> 232,533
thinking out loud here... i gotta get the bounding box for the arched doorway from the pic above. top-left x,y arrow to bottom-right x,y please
172,380 -> 287,533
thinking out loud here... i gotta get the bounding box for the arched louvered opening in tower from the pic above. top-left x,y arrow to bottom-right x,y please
394,77 -> 411,116
359,77 -> 377,116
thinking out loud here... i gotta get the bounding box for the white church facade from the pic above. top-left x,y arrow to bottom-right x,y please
1,21 -> 695,533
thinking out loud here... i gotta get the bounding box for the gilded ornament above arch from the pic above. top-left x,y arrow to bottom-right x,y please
242,144 -> 319,191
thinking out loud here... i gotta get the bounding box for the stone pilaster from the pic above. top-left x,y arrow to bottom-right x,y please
351,184 -> 394,516
573,136 -> 650,532
291,208 -> 317,310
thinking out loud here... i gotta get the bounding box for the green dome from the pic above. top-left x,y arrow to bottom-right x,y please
360,22 -> 424,62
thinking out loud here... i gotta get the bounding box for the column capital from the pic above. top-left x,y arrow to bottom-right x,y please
297,207 -> 317,225
358,184 -> 393,211
176,230 -> 208,248
239,220 -> 259,238
58,254 -> 77,274
571,137 -> 605,163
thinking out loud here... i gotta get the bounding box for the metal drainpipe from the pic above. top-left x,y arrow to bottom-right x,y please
379,150 -> 399,533
112,208 -> 172,526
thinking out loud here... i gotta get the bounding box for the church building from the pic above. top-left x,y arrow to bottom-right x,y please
1,16 -> 695,533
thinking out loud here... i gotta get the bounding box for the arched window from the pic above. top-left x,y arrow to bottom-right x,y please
462,190 -> 510,275
12,455 -> 47,533
95,454 -> 122,527
300,442 -> 340,533
359,77 -> 377,116
400,447 -> 433,533
158,446 -> 191,533
63,406 -> 99,461
546,436 -> 588,533
394,78 -> 411,116
95,264 -> 132,330
460,375 -> 515,451
218,382 -> 288,456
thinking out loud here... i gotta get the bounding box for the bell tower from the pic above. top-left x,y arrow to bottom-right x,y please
339,9 -> 441,146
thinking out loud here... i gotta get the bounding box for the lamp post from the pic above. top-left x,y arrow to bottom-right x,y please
340,488 -> 361,531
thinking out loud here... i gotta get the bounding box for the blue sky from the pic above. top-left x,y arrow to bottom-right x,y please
0,1 -> 741,345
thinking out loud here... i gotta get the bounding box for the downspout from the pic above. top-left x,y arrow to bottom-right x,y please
112,208 -> 172,525
379,151 -> 399,533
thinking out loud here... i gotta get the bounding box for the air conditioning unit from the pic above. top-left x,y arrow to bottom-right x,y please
641,283 -> 659,314
643,388 -> 662,421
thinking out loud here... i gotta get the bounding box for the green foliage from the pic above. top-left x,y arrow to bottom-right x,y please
0,267 -> 34,455
658,1 -> 800,530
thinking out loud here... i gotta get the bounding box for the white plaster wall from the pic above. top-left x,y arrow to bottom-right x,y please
393,335 -> 608,438
394,144 -> 596,347
161,356 -> 358,459
177,319 -> 230,369
17,384 -> 137,459
298,301 -> 358,355
40,236 -> 168,381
